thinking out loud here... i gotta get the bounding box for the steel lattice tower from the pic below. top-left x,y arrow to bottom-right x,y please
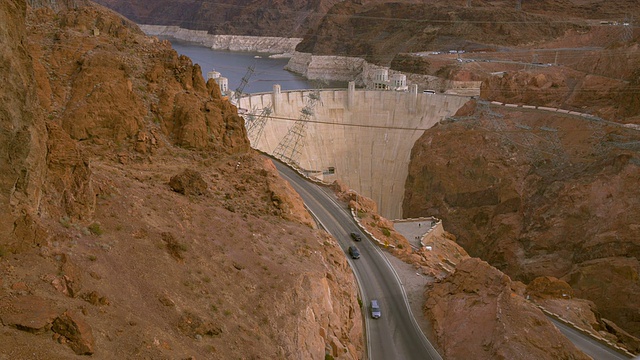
245,106 -> 272,146
622,15 -> 633,42
272,90 -> 321,166
231,64 -> 255,107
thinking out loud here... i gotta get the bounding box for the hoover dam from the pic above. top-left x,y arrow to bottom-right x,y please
239,83 -> 470,219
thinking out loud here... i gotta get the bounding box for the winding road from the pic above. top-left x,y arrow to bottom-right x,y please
274,158 -> 633,360
274,159 -> 442,360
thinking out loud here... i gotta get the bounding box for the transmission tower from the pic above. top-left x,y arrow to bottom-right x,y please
272,90 -> 321,166
466,0 -> 471,7
245,106 -> 272,146
622,15 -> 633,42
516,0 -> 521,11
231,64 -> 255,107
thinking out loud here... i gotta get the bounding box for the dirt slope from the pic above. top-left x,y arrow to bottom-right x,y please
0,1 -> 363,358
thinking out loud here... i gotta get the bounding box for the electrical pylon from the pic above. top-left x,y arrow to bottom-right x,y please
622,15 -> 633,42
272,90 -> 321,166
231,64 -> 255,107
245,106 -> 272,146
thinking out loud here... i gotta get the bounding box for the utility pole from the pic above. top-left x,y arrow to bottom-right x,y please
466,0 -> 471,7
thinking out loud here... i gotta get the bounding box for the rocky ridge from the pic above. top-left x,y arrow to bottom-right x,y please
92,0 -> 343,38
425,258 -> 591,360
140,25 -> 302,54
403,100 -> 640,350
0,1 -> 363,358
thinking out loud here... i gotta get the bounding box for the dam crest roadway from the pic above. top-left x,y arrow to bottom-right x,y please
239,83 -> 470,219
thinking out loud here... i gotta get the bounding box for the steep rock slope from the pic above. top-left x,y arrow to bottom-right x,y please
296,1 -> 584,66
0,1 -> 363,358
403,101 -> 640,339
425,258 -> 590,360
92,0 -> 342,37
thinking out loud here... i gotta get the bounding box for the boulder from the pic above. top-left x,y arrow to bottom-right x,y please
52,311 -> 95,355
0,296 -> 59,333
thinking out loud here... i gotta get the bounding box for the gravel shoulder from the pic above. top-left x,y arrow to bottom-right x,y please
382,251 -> 440,353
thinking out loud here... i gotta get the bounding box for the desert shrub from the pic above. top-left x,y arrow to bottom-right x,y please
162,232 -> 187,260
88,222 -> 103,235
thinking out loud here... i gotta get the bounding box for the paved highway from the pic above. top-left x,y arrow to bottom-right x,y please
273,160 -> 442,360
549,318 -> 632,360
273,159 -> 636,360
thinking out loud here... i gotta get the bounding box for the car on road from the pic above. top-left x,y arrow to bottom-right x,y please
350,232 -> 362,241
371,300 -> 381,319
348,246 -> 360,259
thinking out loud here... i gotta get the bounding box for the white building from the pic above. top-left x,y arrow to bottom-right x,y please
207,69 -> 229,94
390,73 -> 408,91
371,68 -> 408,91
373,69 -> 389,90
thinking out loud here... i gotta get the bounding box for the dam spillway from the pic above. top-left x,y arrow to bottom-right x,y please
239,85 -> 470,219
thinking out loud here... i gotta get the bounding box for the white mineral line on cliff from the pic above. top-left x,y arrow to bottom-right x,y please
138,25 -> 302,54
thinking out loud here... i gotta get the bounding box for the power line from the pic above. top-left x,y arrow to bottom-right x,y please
246,110 -> 630,133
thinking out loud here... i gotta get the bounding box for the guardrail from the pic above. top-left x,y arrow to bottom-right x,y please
483,100 -> 639,129
537,305 -> 636,358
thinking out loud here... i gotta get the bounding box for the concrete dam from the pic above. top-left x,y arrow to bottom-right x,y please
239,84 -> 470,219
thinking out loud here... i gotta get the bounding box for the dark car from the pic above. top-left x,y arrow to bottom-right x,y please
350,232 -> 362,242
348,246 -> 360,259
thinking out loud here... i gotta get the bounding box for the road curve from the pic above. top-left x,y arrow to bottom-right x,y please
273,159 -> 442,360
549,318 -> 632,360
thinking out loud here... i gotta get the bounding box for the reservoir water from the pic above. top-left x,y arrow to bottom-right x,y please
166,39 -> 345,94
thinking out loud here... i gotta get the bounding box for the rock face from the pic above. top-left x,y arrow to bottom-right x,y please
140,25 -> 302,53
296,1 -> 580,66
0,0 -> 47,253
51,311 -> 95,355
92,0 -> 343,38
403,103 -> 640,339
481,66 -> 640,121
425,258 -> 590,360
0,1 -> 363,358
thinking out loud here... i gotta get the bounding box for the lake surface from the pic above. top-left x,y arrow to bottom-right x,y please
166,39 -> 345,94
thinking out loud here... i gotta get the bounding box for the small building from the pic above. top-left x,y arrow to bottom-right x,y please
390,74 -> 407,91
207,69 -> 229,95
372,68 -> 408,91
373,68 -> 389,90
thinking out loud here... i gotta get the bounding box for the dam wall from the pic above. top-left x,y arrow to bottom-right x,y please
239,86 -> 469,219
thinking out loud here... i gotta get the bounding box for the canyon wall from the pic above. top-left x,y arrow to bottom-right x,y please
0,2 -> 364,359
139,25 -> 302,54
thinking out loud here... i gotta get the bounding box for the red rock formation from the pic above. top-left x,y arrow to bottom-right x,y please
0,1 -> 363,358
404,102 -> 640,342
425,258 -> 590,360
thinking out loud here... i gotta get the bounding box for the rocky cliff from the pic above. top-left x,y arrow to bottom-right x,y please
139,25 -> 302,54
92,0 -> 342,38
425,258 -> 591,360
403,100 -> 640,345
0,1 -> 363,358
